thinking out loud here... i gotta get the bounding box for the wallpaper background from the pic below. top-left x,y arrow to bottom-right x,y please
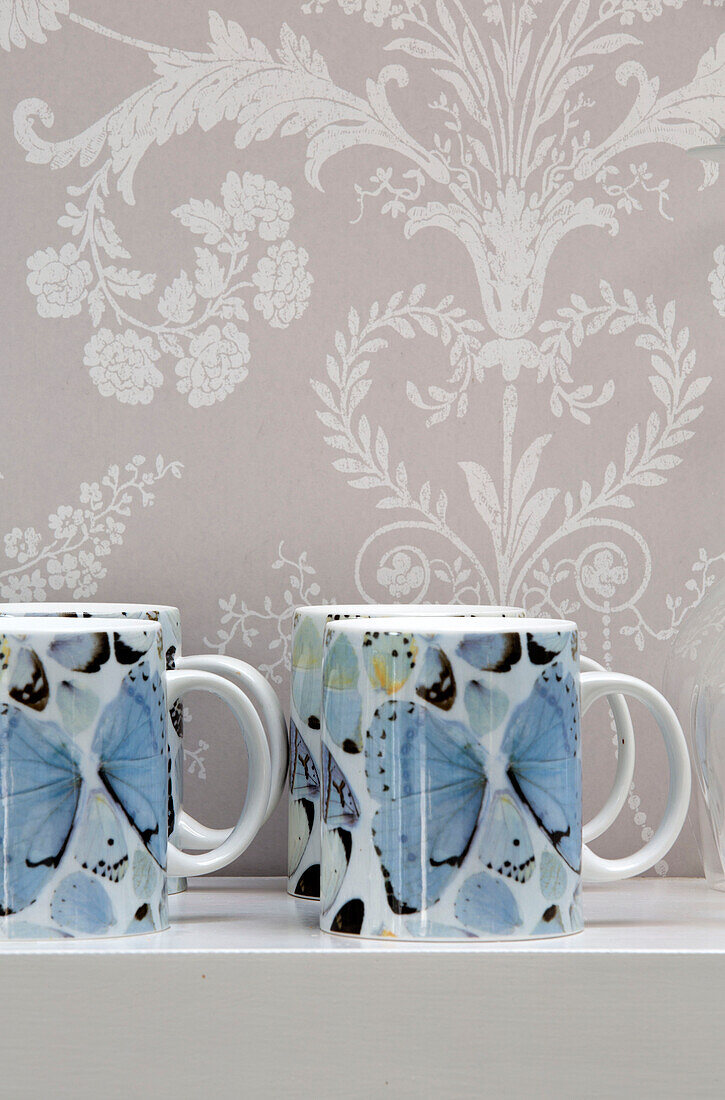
1,0 -> 723,876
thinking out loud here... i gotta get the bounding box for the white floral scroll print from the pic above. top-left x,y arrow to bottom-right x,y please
21,153 -> 312,406
12,7 -> 722,402
205,545 -> 330,685
26,244 -> 92,317
0,455 -> 182,600
1,0 -> 68,52
710,245 -> 725,317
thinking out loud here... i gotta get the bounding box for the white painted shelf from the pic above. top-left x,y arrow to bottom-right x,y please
2,877 -> 724,1098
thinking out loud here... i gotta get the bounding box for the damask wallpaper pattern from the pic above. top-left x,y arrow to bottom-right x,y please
1,0 -> 722,874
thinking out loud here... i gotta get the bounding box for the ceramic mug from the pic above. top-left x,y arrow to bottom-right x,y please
0,603 -> 288,894
318,616 -> 690,940
288,604 -> 635,899
0,616 -> 271,938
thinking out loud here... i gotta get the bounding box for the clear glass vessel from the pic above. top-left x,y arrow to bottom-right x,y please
664,578 -> 725,889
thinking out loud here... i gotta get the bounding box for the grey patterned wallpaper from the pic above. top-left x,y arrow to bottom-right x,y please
1,0 -> 723,876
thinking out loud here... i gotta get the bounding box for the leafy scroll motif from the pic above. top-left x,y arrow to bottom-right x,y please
204,545 -> 332,685
13,13 -> 444,205
24,163 -> 313,407
710,245 -> 725,318
311,284 -> 712,615
575,34 -> 725,189
13,8 -> 725,405
1,0 -> 68,52
0,455 -> 182,600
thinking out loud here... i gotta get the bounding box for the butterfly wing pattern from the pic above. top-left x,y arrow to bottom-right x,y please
526,632 -> 567,666
318,628 -> 583,940
0,706 -> 82,915
48,632 -> 111,674
288,798 -> 315,878
365,700 -> 488,914
454,871 -> 523,935
323,634 -> 363,754
93,668 -> 166,867
292,617 -> 324,730
50,871 -> 116,935
321,744 -> 360,829
3,645 -> 50,712
362,633 -> 418,693
501,662 -> 582,873
415,646 -> 456,711
75,793 -> 129,883
481,792 -> 535,883
289,720 -> 320,800
456,634 -> 522,673
321,826 -> 352,914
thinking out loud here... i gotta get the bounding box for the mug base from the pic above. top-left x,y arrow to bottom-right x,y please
320,924 -> 585,943
168,877 -> 188,894
0,919 -> 171,941
287,887 -> 320,901
287,863 -> 321,900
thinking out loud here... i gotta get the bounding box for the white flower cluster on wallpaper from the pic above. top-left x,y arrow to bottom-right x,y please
2,0 -> 723,874
26,168 -> 312,407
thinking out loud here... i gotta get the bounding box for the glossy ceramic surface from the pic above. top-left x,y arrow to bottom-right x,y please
317,616 -> 691,940
288,604 -> 525,899
0,602 -> 289,891
0,603 -> 189,893
0,616 -> 170,938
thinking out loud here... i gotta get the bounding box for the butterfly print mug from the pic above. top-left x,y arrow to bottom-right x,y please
0,603 -> 288,895
0,617 -> 272,938
289,604 -> 526,899
318,616 -> 690,940
289,604 -> 635,900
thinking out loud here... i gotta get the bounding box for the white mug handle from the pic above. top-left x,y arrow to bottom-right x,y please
580,656 -> 635,843
580,671 -> 691,883
164,668 -> 271,877
173,654 -> 287,850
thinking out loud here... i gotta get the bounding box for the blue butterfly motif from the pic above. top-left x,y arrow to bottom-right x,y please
501,662 -> 581,872
464,678 -> 509,737
456,634 -> 522,673
0,705 -> 82,915
365,661 -> 581,918
365,700 -> 488,913
93,669 -> 166,866
531,904 -> 566,936
75,793 -> 129,883
526,631 -> 567,665
48,632 -> 111,673
2,643 -> 49,711
113,630 -> 154,665
50,871 -> 116,935
323,634 -> 362,753
321,744 -> 359,828
481,791 -> 535,883
126,902 -> 156,934
289,720 -> 320,799
454,871 -> 522,935
415,646 -> 456,711
291,617 -> 323,730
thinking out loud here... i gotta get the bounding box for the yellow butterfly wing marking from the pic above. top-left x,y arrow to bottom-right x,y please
0,636 -> 11,675
367,636 -> 419,693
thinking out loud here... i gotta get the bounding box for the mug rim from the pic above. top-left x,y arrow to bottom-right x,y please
296,603 -> 525,617
0,602 -> 180,617
323,615 -> 577,634
0,615 -> 162,635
